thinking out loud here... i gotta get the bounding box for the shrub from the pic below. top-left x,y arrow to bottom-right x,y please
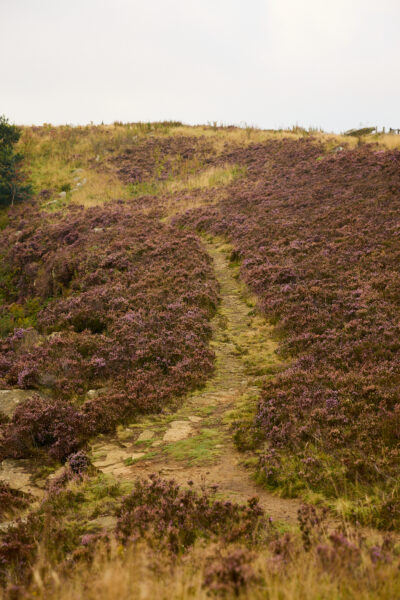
116,475 -> 265,554
0,116 -> 30,207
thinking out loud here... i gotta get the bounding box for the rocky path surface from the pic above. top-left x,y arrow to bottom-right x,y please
90,238 -> 301,523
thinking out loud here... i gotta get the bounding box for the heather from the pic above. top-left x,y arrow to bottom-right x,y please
0,201 -> 218,459
0,476 -> 398,599
1,123 -> 400,597
0,483 -> 28,519
176,138 -> 400,526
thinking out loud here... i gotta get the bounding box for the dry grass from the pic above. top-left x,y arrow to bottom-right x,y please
69,170 -> 129,207
6,538 -> 398,600
16,123 -> 399,212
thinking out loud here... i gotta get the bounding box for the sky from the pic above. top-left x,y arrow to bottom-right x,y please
0,0 -> 399,132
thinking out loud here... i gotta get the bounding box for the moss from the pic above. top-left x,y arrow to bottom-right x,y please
163,429 -> 223,465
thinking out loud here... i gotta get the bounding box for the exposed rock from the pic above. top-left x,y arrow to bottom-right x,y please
188,416 -> 202,423
86,387 -> 108,399
92,447 -> 145,469
163,420 -> 192,442
0,459 -> 44,497
137,429 -> 154,442
0,390 -> 35,419
47,466 -> 67,482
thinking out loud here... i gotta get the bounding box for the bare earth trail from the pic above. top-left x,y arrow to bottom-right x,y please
91,238 -> 301,524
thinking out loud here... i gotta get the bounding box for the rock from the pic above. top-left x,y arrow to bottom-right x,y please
101,464 -> 137,476
86,387 -> 108,399
188,416 -> 202,423
137,430 -> 154,442
0,390 -> 35,419
47,466 -> 67,482
92,447 -> 145,469
93,227 -> 104,233
163,421 -> 192,442
0,459 -> 44,497
152,440 -> 162,447
58,191 -> 67,198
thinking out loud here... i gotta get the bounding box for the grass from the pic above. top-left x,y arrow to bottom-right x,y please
15,123 -> 400,216
163,429 -> 224,465
6,535 -> 399,600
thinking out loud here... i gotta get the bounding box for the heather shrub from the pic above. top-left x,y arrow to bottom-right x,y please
203,548 -> 258,597
0,484 -> 29,520
0,395 -> 87,461
116,475 -> 265,554
0,202 -> 218,459
176,139 -> 400,524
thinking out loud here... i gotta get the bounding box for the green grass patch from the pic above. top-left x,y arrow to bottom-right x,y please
163,429 -> 223,465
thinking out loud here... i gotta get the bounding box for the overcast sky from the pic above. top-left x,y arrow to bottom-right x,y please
1,0 -> 399,132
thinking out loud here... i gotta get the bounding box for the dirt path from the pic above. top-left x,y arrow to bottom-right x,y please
90,238 -> 301,524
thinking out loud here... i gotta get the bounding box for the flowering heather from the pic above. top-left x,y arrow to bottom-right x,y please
116,475 -> 265,553
0,202 -> 218,459
107,135 -> 217,185
176,138 -> 400,525
0,483 -> 28,520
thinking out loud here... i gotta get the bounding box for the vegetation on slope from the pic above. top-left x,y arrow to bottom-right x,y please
1,122 -> 400,598
176,137 -> 400,528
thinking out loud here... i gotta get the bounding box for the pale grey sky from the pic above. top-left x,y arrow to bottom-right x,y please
1,0 -> 399,132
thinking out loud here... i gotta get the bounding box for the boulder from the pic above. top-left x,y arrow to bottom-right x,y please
0,389 -> 35,419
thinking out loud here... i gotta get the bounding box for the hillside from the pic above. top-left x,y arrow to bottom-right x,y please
0,123 -> 399,599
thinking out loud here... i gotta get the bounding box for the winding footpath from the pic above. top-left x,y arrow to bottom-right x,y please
90,238 -> 301,523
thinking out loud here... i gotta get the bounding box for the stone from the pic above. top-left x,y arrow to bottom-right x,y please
0,390 -> 35,419
163,421 -> 192,442
0,459 -> 44,497
92,447 -> 144,469
86,387 -> 108,399
137,430 -> 154,442
47,466 -> 67,482
188,416 -> 202,423
151,440 -> 162,447
93,227 -> 104,233
58,191 -> 67,198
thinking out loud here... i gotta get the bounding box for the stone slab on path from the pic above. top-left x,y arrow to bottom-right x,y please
137,430 -> 155,442
163,421 -> 192,442
92,446 -> 145,471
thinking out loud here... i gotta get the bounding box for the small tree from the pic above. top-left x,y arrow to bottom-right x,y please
0,115 -> 30,207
